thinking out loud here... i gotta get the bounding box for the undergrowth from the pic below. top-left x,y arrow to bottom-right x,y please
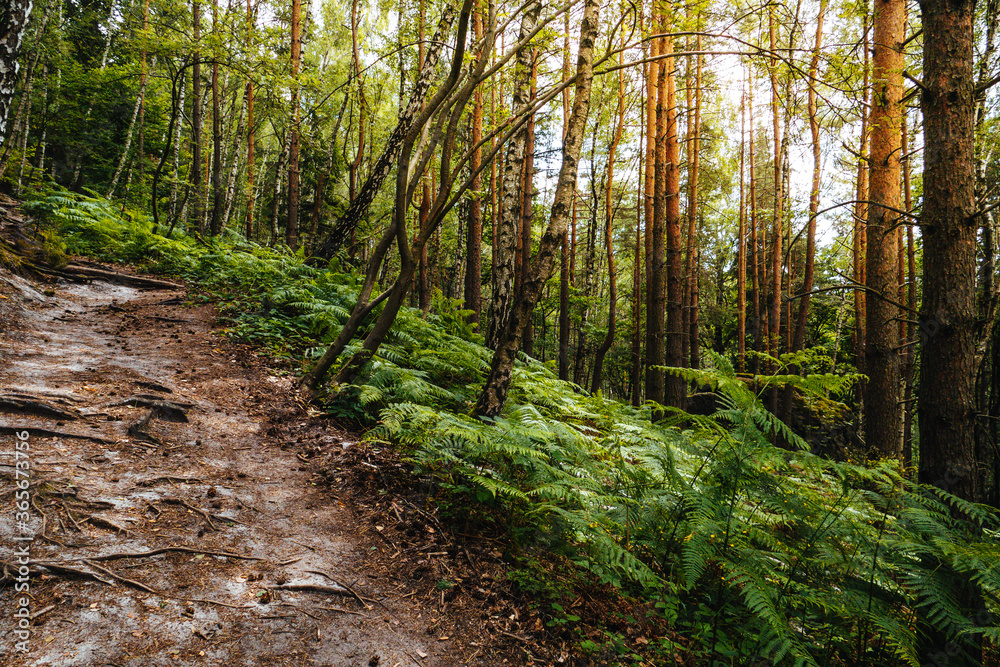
32,187 -> 1000,666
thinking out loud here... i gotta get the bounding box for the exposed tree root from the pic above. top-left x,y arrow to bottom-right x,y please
0,394 -> 81,420
0,425 -> 112,443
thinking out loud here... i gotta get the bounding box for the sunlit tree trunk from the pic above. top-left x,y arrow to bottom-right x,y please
737,85 -> 747,374
865,0 -> 904,458
767,5 -> 783,369
684,38 -> 702,369
645,5 -> 665,406
854,8 -> 871,374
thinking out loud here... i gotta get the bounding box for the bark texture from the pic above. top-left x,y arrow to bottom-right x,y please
917,0 -> 979,503
486,2 -> 540,349
0,0 -> 33,146
865,0 -> 903,458
313,1 -> 459,258
475,0 -> 599,418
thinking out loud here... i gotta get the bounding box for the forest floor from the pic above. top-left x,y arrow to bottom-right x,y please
0,248 -> 550,665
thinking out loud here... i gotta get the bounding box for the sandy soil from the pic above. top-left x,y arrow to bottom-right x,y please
0,268 -> 484,667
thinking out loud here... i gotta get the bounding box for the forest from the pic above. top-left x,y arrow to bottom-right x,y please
2,0 -> 1000,663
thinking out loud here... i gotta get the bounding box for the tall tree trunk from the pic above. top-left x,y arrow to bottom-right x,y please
854,9 -> 871,374
107,20 -> 150,200
737,84 -> 747,373
520,57 -> 538,355
209,0 -> 224,235
574,154 -> 599,387
902,113 -> 916,467
748,82 -> 761,370
464,7 -> 484,326
767,5 -> 783,370
918,0 -> 979,503
684,39 -> 702,369
591,39 -> 626,394
487,1 -> 541,349
286,0 -> 302,249
192,0 -> 204,234
151,69 -> 186,232
865,0 -> 903,458
645,7 -> 665,406
664,34 -> 685,409
918,3 -> 986,662
244,0 -> 255,239
631,115 -> 645,402
221,91 -> 248,230
475,0 -> 599,418
793,0 -> 827,354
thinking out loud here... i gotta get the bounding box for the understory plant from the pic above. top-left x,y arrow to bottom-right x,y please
33,188 -> 1000,666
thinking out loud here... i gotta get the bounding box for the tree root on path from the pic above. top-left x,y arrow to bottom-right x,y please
0,426 -> 112,444
0,395 -> 81,420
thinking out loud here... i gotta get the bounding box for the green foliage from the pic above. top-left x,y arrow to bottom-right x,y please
43,194 -> 1000,667
376,351 -> 1000,666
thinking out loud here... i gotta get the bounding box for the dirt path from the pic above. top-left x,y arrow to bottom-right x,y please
0,270 -> 471,666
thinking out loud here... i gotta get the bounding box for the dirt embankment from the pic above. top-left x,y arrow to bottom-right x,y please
0,266 -> 507,667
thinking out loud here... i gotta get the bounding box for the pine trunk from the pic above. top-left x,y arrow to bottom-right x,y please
865,0 -> 904,458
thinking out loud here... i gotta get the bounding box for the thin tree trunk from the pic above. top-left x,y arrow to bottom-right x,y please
748,82 -> 761,369
902,113 -> 916,467
737,84 -> 747,374
487,1 -> 541,349
107,45 -> 150,197
286,0 -> 302,249
475,0 -> 599,418
591,39 -> 625,394
244,0 -> 255,239
222,88 -> 248,229
631,114 -> 645,402
684,38 -> 702,369
209,0 -> 224,235
192,0 -> 204,233
854,9 -> 871,374
313,2 -> 461,258
520,56 -> 538,355
793,0 -> 827,354
767,5 -> 783,370
464,7 -> 484,326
